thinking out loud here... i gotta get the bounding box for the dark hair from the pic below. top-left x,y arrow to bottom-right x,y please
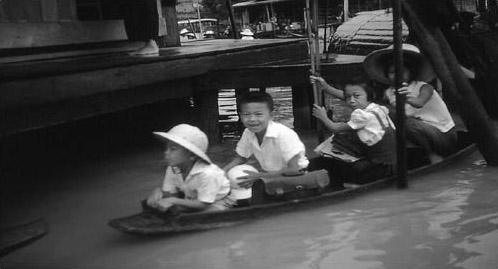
237,91 -> 274,112
345,76 -> 375,101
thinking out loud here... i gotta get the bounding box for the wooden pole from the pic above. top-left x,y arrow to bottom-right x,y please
393,0 -> 408,188
306,0 -> 324,142
323,0 -> 329,54
312,0 -> 321,79
226,0 -> 239,39
343,0 -> 349,21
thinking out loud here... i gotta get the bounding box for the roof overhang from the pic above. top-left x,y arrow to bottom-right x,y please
233,0 -> 298,8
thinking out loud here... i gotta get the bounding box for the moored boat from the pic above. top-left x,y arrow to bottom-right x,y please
108,132 -> 475,235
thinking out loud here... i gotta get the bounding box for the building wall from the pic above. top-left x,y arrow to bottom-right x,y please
176,0 -> 197,20
0,0 -> 173,49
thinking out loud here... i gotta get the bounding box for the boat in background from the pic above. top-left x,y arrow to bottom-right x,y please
0,219 -> 48,257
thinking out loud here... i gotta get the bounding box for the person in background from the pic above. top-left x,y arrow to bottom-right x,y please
363,43 -> 457,164
240,29 -> 255,40
123,0 -> 160,55
145,124 -> 234,213
308,76 -> 397,189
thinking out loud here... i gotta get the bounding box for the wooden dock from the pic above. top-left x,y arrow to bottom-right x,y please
1,39 -> 366,142
1,39 -> 307,138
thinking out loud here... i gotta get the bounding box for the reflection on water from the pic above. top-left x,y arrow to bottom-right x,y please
3,136 -> 498,268
218,87 -> 294,143
140,152 -> 498,269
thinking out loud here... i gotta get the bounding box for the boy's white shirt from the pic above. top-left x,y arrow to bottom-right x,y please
347,103 -> 394,146
161,161 -> 231,204
236,121 -> 309,172
385,81 -> 455,133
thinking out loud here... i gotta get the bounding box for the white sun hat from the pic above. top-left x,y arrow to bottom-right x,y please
227,164 -> 259,200
153,124 -> 211,164
240,28 -> 254,36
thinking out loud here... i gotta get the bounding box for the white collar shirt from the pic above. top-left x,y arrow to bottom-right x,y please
347,103 -> 395,146
161,161 -> 230,203
236,121 -> 309,172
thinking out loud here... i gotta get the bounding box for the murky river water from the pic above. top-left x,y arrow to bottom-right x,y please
2,89 -> 498,268
2,148 -> 497,269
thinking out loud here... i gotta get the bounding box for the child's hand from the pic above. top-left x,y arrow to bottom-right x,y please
312,104 -> 328,121
310,75 -> 326,87
236,170 -> 262,188
396,83 -> 409,96
237,179 -> 258,189
155,198 -> 175,212
146,188 -> 163,206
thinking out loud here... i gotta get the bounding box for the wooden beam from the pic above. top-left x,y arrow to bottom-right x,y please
0,79 -> 194,137
161,3 -> 181,47
199,61 -> 364,89
0,21 -> 129,48
1,40 -> 308,111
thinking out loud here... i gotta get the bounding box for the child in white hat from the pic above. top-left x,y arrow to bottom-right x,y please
145,124 -> 234,213
240,29 -> 255,40
363,43 -> 457,164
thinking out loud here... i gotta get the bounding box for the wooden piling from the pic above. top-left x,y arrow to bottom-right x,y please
292,85 -> 313,131
193,88 -> 222,144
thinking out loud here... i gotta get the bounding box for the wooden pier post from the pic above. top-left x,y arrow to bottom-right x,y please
160,0 -> 181,47
292,85 -> 313,131
193,89 -> 222,144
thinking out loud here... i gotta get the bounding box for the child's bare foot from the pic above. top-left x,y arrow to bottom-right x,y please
132,40 -> 159,56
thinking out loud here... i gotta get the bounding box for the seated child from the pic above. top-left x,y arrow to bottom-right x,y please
363,43 -> 457,163
223,92 -> 309,196
308,76 -> 397,189
145,124 -> 234,213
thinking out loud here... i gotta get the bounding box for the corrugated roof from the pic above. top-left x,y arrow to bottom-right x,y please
329,9 -> 409,55
233,0 -> 298,8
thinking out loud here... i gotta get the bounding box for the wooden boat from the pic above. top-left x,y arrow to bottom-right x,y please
108,132 -> 475,235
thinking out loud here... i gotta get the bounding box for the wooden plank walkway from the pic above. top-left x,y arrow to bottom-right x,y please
0,39 -> 308,137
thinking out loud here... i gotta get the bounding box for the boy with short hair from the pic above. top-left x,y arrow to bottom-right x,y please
223,91 -> 309,184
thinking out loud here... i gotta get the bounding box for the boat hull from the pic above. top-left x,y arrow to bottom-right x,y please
108,143 -> 476,235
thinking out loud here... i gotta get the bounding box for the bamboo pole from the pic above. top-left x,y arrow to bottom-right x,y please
393,0 -> 407,188
306,0 -> 324,142
312,0 -> 321,79
403,1 -> 498,165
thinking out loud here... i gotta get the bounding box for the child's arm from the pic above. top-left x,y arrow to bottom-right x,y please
147,188 -> 179,207
395,83 -> 433,108
310,75 -> 344,99
405,84 -> 434,108
222,155 -> 248,173
312,104 -> 352,133
146,187 -> 164,206
237,154 -> 304,188
155,197 -> 211,212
